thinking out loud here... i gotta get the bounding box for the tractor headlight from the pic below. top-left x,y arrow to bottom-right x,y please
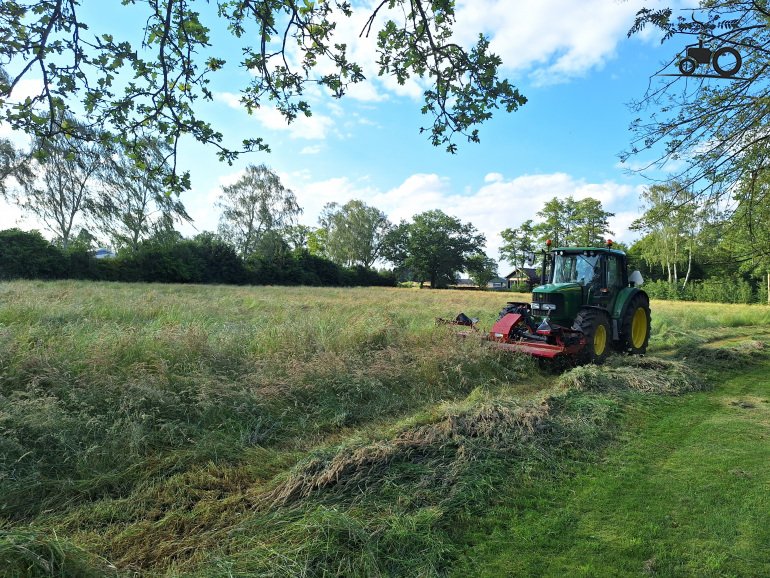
541,303 -> 557,311
531,302 -> 541,309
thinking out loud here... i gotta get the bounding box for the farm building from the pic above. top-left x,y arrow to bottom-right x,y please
504,267 -> 540,289
487,276 -> 508,290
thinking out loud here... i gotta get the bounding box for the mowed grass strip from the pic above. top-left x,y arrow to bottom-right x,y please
454,350 -> 770,577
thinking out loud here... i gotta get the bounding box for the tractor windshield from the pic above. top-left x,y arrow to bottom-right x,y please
552,253 -> 600,286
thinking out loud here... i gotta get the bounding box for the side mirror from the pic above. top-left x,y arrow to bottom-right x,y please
525,251 -> 535,267
629,271 -> 644,287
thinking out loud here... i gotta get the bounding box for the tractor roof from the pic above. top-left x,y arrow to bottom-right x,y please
552,246 -> 626,256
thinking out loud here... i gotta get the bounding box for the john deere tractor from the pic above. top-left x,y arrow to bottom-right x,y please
486,240 -> 651,364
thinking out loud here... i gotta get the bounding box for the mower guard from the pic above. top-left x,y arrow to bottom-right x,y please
484,339 -> 583,358
483,313 -> 585,359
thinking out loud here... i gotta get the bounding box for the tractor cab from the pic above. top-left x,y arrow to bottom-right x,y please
525,240 -> 635,327
544,246 -> 629,315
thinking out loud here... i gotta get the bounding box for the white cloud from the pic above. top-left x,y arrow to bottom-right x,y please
611,210 -> 642,244
288,171 -> 645,267
214,92 -> 335,140
217,169 -> 247,189
0,122 -> 34,148
285,176 -> 380,226
300,145 -> 322,155
574,181 -> 639,205
327,102 -> 346,117
454,0 -> 648,84
371,174 -> 453,223
253,108 -> 335,140
215,91 -> 242,109
8,78 -> 45,102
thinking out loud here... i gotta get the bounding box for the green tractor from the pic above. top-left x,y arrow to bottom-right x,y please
486,240 -> 651,364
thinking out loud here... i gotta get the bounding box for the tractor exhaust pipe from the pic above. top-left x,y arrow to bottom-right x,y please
541,239 -> 552,285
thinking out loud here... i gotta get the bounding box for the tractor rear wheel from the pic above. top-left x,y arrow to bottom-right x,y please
619,293 -> 651,355
573,307 -> 612,365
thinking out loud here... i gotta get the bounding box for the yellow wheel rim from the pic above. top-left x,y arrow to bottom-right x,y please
594,324 -> 607,356
632,307 -> 647,348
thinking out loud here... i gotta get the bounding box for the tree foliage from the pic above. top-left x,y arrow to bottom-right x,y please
571,197 -> 615,246
284,224 -> 314,251
722,169 -> 770,277
530,196 -> 614,248
216,164 -> 301,258
465,252 -> 498,287
499,219 -> 534,268
381,209 -> 485,288
12,113 -> 107,250
630,181 -> 704,286
319,199 -> 390,269
0,0 -> 525,191
92,138 -> 192,251
0,227 -> 64,279
0,137 -> 32,198
625,1 -> 770,261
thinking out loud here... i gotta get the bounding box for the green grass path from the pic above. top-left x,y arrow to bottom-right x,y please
454,365 -> 770,577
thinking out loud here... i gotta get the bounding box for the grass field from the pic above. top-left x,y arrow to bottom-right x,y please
1,281 -> 768,576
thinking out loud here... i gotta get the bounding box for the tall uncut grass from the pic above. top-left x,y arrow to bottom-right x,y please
1,281 -> 767,575
0,282 -> 530,518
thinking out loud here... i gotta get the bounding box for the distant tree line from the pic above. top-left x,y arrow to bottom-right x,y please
0,130 -> 502,288
9,120 -> 761,300
0,228 -> 396,286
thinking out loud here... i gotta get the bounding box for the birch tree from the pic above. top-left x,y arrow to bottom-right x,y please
216,164 -> 301,258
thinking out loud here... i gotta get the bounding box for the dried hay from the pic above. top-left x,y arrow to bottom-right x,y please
267,399 -> 550,507
678,339 -> 767,368
558,356 -> 706,395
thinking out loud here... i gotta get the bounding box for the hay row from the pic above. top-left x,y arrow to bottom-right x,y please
267,399 -> 550,507
558,356 -> 707,395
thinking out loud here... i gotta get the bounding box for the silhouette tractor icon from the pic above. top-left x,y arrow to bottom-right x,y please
679,40 -> 742,77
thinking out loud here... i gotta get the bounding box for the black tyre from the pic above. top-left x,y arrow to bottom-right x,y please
618,293 -> 651,355
679,57 -> 697,75
712,47 -> 741,77
572,307 -> 612,365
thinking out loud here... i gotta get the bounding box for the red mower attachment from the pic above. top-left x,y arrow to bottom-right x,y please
485,312 -> 585,359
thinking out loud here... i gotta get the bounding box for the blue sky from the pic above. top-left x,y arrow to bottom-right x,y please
0,0 -> 694,270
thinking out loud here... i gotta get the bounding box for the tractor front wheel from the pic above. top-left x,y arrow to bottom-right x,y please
619,293 -> 651,355
573,307 -> 612,365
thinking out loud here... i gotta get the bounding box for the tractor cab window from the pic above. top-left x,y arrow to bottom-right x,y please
552,253 -> 600,286
607,255 -> 624,290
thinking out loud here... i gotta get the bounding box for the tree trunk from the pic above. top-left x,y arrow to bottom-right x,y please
682,246 -> 692,289
673,236 -> 679,283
